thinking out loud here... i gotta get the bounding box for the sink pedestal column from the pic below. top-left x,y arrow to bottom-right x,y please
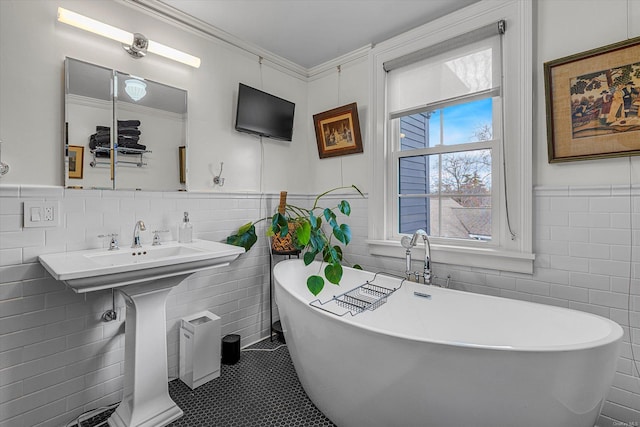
108,275 -> 187,427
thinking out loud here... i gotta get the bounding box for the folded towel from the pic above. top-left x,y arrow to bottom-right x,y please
118,128 -> 141,136
118,119 -> 141,127
118,135 -> 140,143
96,125 -> 110,132
118,142 -> 146,151
91,133 -> 110,144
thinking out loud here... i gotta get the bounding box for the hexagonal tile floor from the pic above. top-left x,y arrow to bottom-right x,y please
79,336 -> 335,426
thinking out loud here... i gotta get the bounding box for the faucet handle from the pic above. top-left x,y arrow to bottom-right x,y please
98,233 -> 119,250
152,230 -> 170,246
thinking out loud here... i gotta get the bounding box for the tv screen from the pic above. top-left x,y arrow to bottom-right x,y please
235,83 -> 295,141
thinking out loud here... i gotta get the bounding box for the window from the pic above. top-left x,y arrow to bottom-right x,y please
369,0 -> 533,273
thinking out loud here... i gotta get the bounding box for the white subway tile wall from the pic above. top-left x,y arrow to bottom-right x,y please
0,185 -> 638,426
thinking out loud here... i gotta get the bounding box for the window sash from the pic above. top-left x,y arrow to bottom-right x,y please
394,143 -> 498,242
390,108 -> 501,244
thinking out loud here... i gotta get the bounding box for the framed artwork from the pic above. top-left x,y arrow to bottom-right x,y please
179,146 -> 186,184
68,145 -> 84,179
313,103 -> 363,159
544,36 -> 640,162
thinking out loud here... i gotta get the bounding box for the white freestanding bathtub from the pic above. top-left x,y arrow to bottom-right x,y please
273,260 -> 623,427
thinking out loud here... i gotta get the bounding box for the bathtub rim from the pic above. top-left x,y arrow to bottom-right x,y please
273,259 -> 624,353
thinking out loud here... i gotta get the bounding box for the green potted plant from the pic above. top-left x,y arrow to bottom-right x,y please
226,185 -> 363,295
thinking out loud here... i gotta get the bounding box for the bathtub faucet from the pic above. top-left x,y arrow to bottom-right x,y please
401,229 -> 432,285
411,229 -> 432,285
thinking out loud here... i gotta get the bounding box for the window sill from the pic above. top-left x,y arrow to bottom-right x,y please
367,239 -> 535,274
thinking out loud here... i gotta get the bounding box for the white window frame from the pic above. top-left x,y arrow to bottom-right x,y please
392,97 -> 501,245
368,0 -> 534,273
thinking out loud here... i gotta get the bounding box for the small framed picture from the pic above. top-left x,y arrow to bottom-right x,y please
68,145 -> 84,179
544,36 -> 640,162
313,103 -> 363,159
179,146 -> 186,184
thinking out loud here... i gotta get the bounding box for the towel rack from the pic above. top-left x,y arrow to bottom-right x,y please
90,147 -> 152,168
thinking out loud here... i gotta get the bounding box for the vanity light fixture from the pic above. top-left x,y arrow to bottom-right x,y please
57,7 -> 201,68
125,79 -> 147,101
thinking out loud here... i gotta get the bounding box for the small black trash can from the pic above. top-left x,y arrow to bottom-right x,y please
221,334 -> 241,365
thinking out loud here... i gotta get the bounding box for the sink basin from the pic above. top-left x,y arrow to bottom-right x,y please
38,239 -> 245,427
39,239 -> 245,293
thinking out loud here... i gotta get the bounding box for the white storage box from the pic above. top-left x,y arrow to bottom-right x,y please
179,311 -> 221,389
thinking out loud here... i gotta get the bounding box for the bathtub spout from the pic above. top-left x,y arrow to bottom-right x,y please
410,229 -> 432,285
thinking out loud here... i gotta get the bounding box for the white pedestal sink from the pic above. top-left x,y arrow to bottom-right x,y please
39,240 -> 244,427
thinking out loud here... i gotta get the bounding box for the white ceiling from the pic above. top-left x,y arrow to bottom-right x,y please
160,0 -> 480,69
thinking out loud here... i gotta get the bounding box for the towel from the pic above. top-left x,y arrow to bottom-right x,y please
118,120 -> 141,127
118,135 -> 140,144
118,128 -> 141,136
118,141 -> 146,151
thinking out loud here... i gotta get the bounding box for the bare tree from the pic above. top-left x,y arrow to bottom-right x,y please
473,123 -> 493,141
430,122 -> 492,207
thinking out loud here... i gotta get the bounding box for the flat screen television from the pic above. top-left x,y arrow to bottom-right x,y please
235,83 -> 295,141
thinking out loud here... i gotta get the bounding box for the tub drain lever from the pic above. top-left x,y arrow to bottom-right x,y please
413,291 -> 431,299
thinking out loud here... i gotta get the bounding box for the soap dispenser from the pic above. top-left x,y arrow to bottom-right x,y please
179,212 -> 193,243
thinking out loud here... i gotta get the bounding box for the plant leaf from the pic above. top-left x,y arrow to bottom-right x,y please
271,213 -> 289,237
322,245 -> 339,263
338,200 -> 351,216
303,250 -> 317,266
352,184 -> 364,197
226,225 -> 258,251
323,208 -> 337,228
334,245 -> 343,261
296,220 -> 311,245
324,262 -> 343,285
307,275 -> 325,296
310,211 -> 323,230
309,229 -> 325,252
238,222 -> 253,235
353,264 -> 363,270
333,223 -> 351,245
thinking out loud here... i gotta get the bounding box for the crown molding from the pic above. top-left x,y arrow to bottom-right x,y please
121,0 -> 309,79
118,0 -> 373,81
307,44 -> 372,81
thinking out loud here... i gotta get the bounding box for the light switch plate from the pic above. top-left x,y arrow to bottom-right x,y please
24,201 -> 60,228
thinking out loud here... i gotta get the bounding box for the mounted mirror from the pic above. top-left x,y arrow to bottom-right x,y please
64,58 -> 188,191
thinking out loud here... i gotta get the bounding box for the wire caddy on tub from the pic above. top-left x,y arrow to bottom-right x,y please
309,272 -> 406,317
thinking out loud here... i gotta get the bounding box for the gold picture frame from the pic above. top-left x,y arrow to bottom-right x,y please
544,36 -> 640,163
68,145 -> 84,179
313,103 -> 363,159
179,146 -> 186,184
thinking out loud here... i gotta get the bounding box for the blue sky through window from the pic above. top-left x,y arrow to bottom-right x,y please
429,97 -> 493,145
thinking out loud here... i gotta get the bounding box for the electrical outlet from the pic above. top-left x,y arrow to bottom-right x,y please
24,201 -> 60,228
44,206 -> 54,221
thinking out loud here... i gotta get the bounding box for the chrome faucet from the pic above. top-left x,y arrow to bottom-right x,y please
402,229 -> 432,284
131,220 -> 146,248
411,229 -> 432,284
98,233 -> 119,251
